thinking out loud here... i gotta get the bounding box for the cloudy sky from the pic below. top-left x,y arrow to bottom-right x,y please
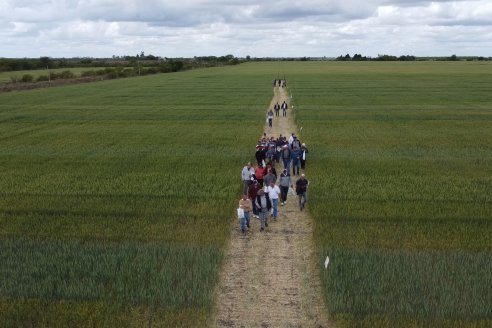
1,0 -> 491,58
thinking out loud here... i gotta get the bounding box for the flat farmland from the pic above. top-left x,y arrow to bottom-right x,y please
284,61 -> 492,327
1,61 -> 491,327
0,67 -> 272,326
0,67 -> 111,83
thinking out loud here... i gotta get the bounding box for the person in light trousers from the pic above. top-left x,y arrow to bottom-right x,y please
238,194 -> 252,233
267,181 -> 281,222
241,162 -> 255,195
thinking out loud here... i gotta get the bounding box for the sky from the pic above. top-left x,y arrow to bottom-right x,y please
1,0 -> 492,58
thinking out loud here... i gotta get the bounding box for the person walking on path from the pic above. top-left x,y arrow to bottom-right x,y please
263,168 -> 277,189
238,194 -> 252,233
242,162 -> 255,195
281,145 -> 291,173
267,181 -> 281,222
255,189 -> 272,231
248,180 -> 261,218
279,169 -> 293,205
255,164 -> 266,187
288,133 -> 295,147
274,102 -> 280,117
295,174 -> 309,211
291,148 -> 301,176
300,143 -> 309,170
281,101 -> 288,117
267,109 -> 274,128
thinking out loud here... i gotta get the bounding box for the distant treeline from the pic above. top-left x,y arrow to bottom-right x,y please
335,54 -> 492,61
2,54 -> 491,73
244,54 -> 492,61
0,53 -> 240,73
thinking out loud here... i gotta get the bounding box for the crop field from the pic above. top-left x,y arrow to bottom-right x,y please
283,61 -> 492,327
1,61 -> 491,327
0,67 -> 272,326
0,67 -> 109,83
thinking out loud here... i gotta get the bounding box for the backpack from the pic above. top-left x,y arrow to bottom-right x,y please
292,139 -> 301,151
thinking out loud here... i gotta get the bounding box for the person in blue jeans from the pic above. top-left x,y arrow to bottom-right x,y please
267,181 -> 280,222
291,148 -> 301,176
238,194 -> 252,233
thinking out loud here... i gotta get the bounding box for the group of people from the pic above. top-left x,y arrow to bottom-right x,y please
254,133 -> 308,176
273,79 -> 287,88
273,101 -> 288,117
239,132 -> 310,233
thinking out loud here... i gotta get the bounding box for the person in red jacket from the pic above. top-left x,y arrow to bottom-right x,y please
255,164 -> 266,187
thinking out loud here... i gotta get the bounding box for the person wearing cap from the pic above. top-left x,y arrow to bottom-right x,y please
267,181 -> 281,221
279,169 -> 293,205
242,162 -> 255,195
255,189 -> 272,231
238,194 -> 252,233
300,143 -> 309,170
248,180 -> 262,218
295,174 -> 309,211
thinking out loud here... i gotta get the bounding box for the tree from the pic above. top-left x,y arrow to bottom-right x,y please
40,56 -> 51,68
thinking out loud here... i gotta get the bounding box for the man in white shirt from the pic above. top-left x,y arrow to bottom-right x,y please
267,181 -> 281,222
288,133 -> 295,146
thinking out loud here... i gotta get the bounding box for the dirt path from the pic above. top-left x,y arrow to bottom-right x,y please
213,86 -> 330,328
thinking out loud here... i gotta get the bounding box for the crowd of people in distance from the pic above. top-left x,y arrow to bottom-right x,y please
273,100 -> 288,117
239,132 -> 309,233
273,79 -> 287,88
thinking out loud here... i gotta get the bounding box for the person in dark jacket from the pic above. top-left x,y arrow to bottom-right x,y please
300,143 -> 308,170
273,102 -> 279,117
281,101 -> 288,117
248,180 -> 262,218
255,189 -> 271,231
255,145 -> 266,166
281,145 -> 291,173
295,174 -> 309,211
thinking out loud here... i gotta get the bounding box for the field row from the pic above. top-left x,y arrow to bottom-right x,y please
0,67 -> 273,326
286,61 -> 492,326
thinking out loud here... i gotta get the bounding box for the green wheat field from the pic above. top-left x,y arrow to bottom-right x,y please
1,61 -> 491,327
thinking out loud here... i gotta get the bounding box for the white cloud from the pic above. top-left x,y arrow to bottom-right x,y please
0,0 -> 491,57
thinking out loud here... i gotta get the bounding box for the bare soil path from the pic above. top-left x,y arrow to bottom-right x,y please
213,86 -> 330,328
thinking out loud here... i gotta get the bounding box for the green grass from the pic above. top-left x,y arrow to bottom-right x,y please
0,239 -> 221,305
282,61 -> 492,327
0,67 -> 111,83
0,66 -> 273,326
2,61 -> 491,327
